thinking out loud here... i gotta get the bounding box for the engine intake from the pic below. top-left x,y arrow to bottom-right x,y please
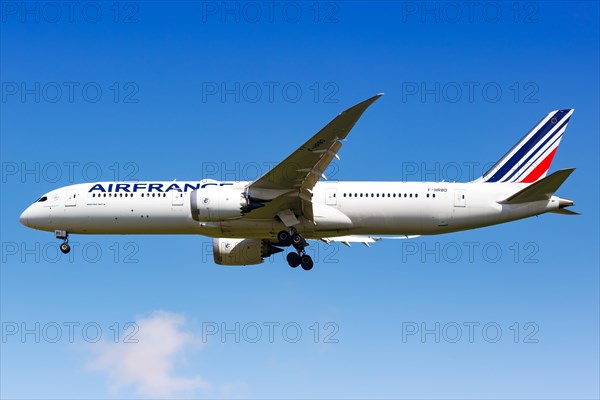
212,238 -> 283,265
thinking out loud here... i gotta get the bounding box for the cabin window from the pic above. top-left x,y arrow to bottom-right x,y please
433,194 -> 436,198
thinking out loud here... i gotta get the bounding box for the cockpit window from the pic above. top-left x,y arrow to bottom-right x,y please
36,196 -> 48,203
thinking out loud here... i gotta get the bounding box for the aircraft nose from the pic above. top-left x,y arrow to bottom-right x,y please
19,208 -> 30,227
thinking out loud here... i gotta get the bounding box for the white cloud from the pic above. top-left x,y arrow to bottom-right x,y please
87,310 -> 210,398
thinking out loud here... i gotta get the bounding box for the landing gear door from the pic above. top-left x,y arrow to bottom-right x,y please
65,190 -> 77,207
172,191 -> 184,206
325,188 -> 337,205
454,189 -> 466,207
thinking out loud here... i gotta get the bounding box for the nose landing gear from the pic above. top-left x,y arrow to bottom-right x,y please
55,230 -> 70,254
278,230 -> 313,271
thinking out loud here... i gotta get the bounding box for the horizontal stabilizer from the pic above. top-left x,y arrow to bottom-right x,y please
499,168 -> 575,204
549,208 -> 580,216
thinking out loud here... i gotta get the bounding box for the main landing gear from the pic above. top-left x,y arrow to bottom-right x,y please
55,230 -> 70,254
278,230 -> 313,271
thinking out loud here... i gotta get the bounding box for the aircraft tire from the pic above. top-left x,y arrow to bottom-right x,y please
287,252 -> 301,268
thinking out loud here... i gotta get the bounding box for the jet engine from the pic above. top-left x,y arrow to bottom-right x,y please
212,238 -> 283,265
190,187 -> 262,222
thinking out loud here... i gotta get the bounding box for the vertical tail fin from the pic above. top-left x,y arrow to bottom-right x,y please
478,109 -> 574,183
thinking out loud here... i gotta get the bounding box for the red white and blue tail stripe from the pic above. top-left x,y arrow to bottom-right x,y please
478,109 -> 574,183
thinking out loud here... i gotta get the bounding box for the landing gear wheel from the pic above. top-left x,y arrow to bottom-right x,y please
55,230 -> 70,254
287,252 -> 301,268
291,233 -> 304,249
60,243 -> 71,254
300,254 -> 314,271
277,230 -> 292,247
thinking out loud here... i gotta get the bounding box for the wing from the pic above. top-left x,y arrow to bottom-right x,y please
245,94 -> 383,224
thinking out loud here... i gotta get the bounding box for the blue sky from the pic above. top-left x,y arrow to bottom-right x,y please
1,1 -> 599,398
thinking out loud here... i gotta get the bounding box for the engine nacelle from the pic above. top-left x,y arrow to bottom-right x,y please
212,238 -> 283,266
190,187 -> 249,222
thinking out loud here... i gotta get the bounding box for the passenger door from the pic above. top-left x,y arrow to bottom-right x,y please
454,189 -> 466,207
172,191 -> 184,206
325,188 -> 337,205
65,190 -> 78,207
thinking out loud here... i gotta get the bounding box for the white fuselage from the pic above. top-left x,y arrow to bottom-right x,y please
20,180 -> 562,240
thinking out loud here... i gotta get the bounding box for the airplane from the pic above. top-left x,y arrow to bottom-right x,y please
19,94 -> 577,270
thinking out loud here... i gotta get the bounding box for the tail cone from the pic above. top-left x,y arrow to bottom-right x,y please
558,198 -> 574,208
